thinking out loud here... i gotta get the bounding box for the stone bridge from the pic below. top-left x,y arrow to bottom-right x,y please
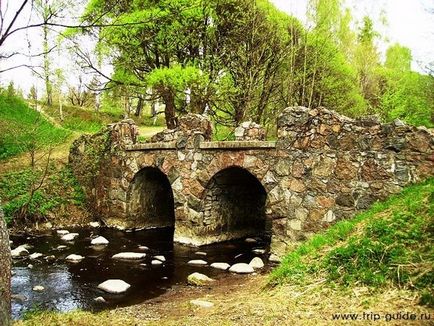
69,107 -> 434,256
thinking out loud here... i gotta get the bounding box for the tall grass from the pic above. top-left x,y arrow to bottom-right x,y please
0,95 -> 69,160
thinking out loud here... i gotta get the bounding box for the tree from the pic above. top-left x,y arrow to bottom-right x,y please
0,202 -> 11,326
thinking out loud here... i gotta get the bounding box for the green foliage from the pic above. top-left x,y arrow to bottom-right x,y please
75,0 -> 434,132
270,179 -> 434,305
0,93 -> 69,160
0,165 -> 85,226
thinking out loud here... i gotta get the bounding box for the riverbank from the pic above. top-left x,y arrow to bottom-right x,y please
15,272 -> 433,325
13,179 -> 434,325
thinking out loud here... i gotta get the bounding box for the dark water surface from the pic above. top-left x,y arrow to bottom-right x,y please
10,227 -> 269,319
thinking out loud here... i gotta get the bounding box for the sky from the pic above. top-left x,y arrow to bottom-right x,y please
1,0 -> 433,94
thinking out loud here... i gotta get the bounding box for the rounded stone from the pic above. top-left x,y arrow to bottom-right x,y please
112,252 -> 146,260
229,263 -> 254,274
97,279 -> 130,294
91,236 -> 109,245
249,257 -> 264,269
187,272 -> 214,286
153,255 -> 166,262
187,259 -> 208,266
210,262 -> 230,271
32,285 -> 44,292
61,233 -> 79,241
65,254 -> 84,263
190,299 -> 214,308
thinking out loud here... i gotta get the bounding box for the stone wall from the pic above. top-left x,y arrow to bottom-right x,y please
69,107 -> 434,256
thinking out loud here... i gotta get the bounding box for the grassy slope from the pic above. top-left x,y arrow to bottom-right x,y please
0,95 -> 70,160
15,180 -> 434,325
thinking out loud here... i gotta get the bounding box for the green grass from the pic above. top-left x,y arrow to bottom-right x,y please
0,95 -> 70,160
43,103 -> 120,133
270,178 -> 434,306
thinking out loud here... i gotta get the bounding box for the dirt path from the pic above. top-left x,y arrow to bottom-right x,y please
112,272 -> 433,326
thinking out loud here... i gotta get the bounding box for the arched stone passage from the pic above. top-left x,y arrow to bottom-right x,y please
202,167 -> 268,241
127,167 -> 175,228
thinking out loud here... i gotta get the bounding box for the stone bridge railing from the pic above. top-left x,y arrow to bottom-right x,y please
69,107 -> 434,256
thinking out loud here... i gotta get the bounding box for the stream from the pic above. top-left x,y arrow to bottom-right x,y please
10,227 -> 270,319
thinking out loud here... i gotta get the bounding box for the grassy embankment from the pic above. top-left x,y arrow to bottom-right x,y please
15,179 -> 434,325
0,95 -> 167,227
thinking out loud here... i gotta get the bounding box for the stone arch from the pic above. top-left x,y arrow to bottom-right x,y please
127,166 -> 175,228
201,166 -> 269,241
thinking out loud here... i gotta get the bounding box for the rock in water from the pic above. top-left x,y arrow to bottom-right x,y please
229,263 -> 254,274
151,260 -> 163,265
65,254 -> 84,262
190,299 -> 214,308
153,255 -> 166,262
89,222 -> 100,228
244,238 -> 257,244
249,257 -> 264,269
61,233 -> 79,241
11,246 -> 29,257
195,251 -> 207,256
32,285 -> 44,292
91,236 -> 109,245
210,262 -> 230,271
187,259 -> 207,266
29,253 -> 43,260
112,252 -> 146,260
56,230 -> 69,235
187,272 -> 214,286
94,296 -> 106,303
98,280 -> 130,294
252,248 -> 266,255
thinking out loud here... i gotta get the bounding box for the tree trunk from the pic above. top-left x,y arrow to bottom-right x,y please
135,96 -> 144,117
162,91 -> 177,129
0,203 -> 11,326
43,23 -> 52,106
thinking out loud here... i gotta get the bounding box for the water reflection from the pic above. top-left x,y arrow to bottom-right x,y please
11,227 -> 269,320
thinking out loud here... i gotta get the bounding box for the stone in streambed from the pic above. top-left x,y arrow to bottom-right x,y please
210,262 -> 230,271
94,296 -> 106,303
91,236 -> 109,245
32,285 -> 44,292
56,230 -> 69,235
11,246 -> 29,257
65,254 -> 84,262
97,279 -> 130,294
190,299 -> 214,308
61,233 -> 79,241
187,259 -> 207,266
153,255 -> 166,262
187,272 -> 214,286
249,257 -> 264,269
151,260 -> 163,265
229,263 -> 254,274
29,253 -> 43,260
112,252 -> 146,260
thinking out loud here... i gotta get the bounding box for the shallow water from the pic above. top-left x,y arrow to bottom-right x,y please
10,227 -> 269,319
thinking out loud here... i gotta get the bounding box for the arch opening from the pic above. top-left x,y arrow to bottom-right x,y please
127,167 -> 175,228
203,167 -> 269,241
